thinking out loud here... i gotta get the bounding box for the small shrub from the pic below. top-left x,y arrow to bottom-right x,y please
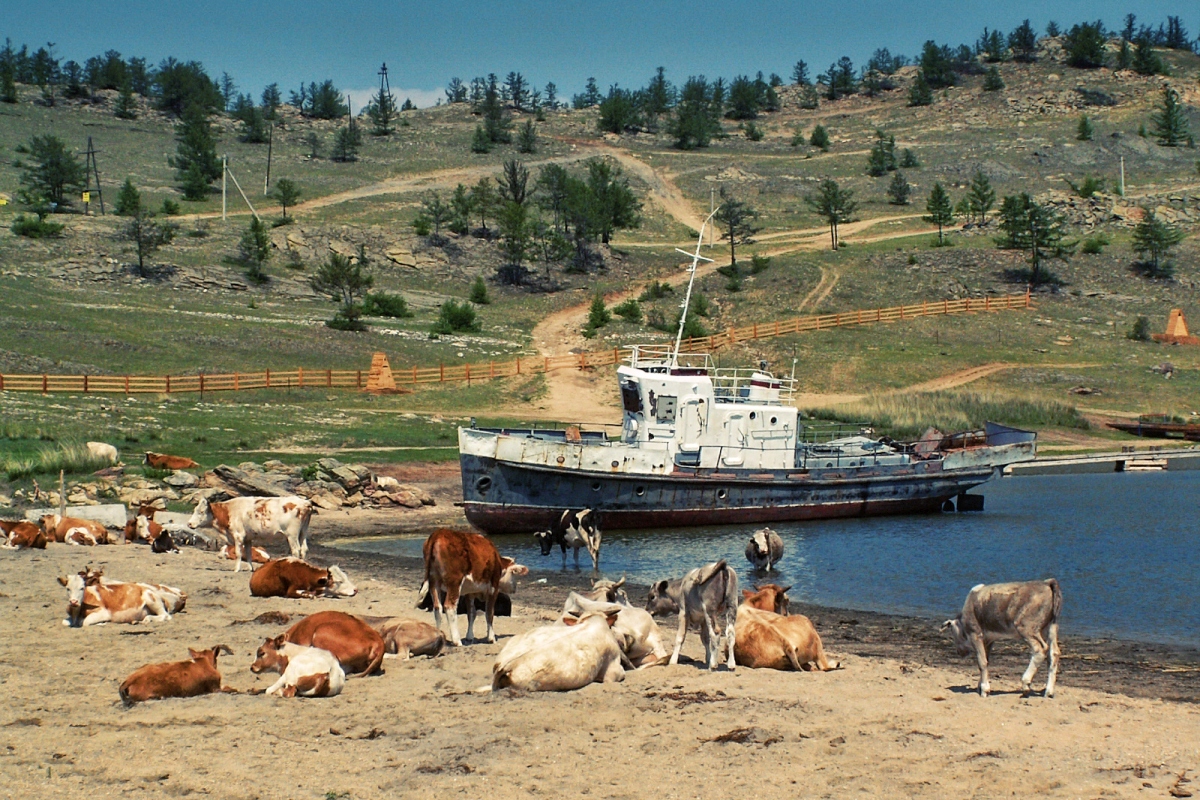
161,198 -> 182,216
900,149 -> 920,168
741,122 -> 764,141
362,292 -> 413,318
271,216 -> 293,228
638,281 -> 674,301
612,298 -> 642,323
907,253 -> 918,265
749,254 -> 771,274
326,308 -> 368,331
646,309 -> 672,332
585,294 -> 612,333
469,276 -> 491,304
1080,233 -> 1109,254
11,214 -> 64,238
691,292 -> 711,317
431,300 -> 480,334
725,271 -> 743,292
412,215 -> 432,236
809,124 -> 829,151
300,464 -> 318,481
1127,315 -> 1151,341
790,129 -> 806,147
1067,175 -> 1104,198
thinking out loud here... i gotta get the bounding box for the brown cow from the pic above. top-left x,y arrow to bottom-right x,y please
422,527 -> 509,646
734,605 -> 839,671
119,645 -> 233,704
144,452 -> 200,470
41,514 -> 110,545
2,521 -> 47,549
741,584 -> 791,615
248,558 -> 357,599
360,616 -> 446,660
278,611 -> 385,677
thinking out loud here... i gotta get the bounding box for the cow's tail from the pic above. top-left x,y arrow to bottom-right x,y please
1045,578 -> 1063,625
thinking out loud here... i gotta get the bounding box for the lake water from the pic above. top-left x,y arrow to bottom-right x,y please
332,472 -> 1200,646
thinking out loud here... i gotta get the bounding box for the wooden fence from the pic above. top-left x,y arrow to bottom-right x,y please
0,291 -> 1031,395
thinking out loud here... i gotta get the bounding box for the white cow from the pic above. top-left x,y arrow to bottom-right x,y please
188,495 -> 314,572
250,638 -> 345,698
489,608 -> 625,692
86,441 -> 119,465
562,591 -> 668,669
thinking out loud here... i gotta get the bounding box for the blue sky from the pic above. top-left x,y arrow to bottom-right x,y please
2,1 -> 1190,107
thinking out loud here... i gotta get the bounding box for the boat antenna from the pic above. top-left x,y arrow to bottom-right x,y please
671,207 -> 719,367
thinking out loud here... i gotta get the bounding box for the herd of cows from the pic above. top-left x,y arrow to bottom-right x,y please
2,491 -> 1064,702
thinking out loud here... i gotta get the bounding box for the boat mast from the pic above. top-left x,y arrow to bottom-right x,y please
671,208 -> 720,368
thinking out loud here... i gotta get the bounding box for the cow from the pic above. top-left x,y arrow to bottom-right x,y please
374,475 -> 401,490
583,576 -> 630,606
562,591 -> 668,669
86,441 -> 120,464
41,514 -> 111,546
745,528 -> 784,572
734,605 -> 839,671
942,579 -> 1063,698
417,587 -> 513,617
2,521 -> 47,549
276,610 -> 385,677
533,508 -> 602,570
221,544 -> 271,564
144,452 -> 200,470
360,616 -> 446,660
248,558 -> 357,599
118,645 -> 233,704
250,637 -> 345,698
648,559 -> 739,671
742,584 -> 791,616
422,527 -> 526,646
58,567 -> 187,627
188,495 -> 314,571
489,608 -> 625,692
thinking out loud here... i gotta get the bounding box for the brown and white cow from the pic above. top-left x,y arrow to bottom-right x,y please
119,645 -> 232,704
741,584 -> 791,615
745,527 -> 784,572
489,608 -> 625,692
734,605 -> 839,671
422,528 -> 527,646
221,544 -> 271,564
41,514 -> 111,546
250,637 -> 345,698
248,558 -> 357,599
2,521 -> 47,549
942,579 -> 1063,697
359,616 -> 446,660
144,452 -> 200,470
277,611 -> 385,677
58,567 -> 187,627
188,495 -> 314,571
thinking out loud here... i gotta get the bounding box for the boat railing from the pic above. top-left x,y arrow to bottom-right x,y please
710,369 -> 796,402
674,440 -> 919,470
626,345 -> 713,373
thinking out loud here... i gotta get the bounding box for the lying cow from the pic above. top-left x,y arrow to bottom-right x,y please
87,441 -> 120,464
360,616 -> 446,660
248,558 -> 357,599
745,528 -> 784,572
41,514 -> 111,546
533,508 -> 602,570
563,591 -> 668,669
119,645 -> 232,704
742,584 -> 790,615
2,521 -> 47,549
221,544 -> 271,564
144,451 -> 199,470
59,567 -> 187,627
734,605 -> 839,671
422,527 -> 527,646
276,610 -> 385,677
582,576 -> 630,606
490,608 -> 625,692
251,637 -> 345,698
189,495 -> 314,571
942,579 -> 1063,698
647,560 -> 739,671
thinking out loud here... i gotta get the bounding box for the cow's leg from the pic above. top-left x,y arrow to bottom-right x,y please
444,587 -> 462,647
230,530 -> 245,572
970,633 -> 990,696
560,543 -> 567,568
464,599 -> 477,642
1021,633 -> 1048,696
725,608 -> 738,670
1045,622 -> 1060,697
429,584 -> 445,639
701,613 -> 720,670
484,591 -> 497,644
669,601 -> 689,666
573,543 -> 581,568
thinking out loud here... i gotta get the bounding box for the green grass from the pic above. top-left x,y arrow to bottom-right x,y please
2,441 -> 112,481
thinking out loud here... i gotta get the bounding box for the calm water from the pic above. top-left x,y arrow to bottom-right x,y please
333,472 -> 1200,646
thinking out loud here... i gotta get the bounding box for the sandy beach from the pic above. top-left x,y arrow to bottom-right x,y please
0,512 -> 1197,800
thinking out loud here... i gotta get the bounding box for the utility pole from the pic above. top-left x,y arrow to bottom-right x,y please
83,136 -> 104,215
264,123 -> 273,195
1119,156 -> 1125,196
222,154 -> 227,221
709,187 -> 714,247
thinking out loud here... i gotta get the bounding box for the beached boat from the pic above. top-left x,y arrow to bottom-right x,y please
458,212 -> 1037,534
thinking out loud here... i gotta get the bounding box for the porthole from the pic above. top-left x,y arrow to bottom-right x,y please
749,412 -> 757,420
770,416 -> 778,425
611,460 -> 620,468
556,455 -> 565,464
825,462 -> 833,468
635,486 -> 646,497
717,488 -> 728,500
591,482 -> 602,492
475,476 -> 493,493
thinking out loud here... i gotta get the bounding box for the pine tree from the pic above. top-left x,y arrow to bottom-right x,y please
713,189 -> 761,268
261,83 -> 282,118
115,178 -> 142,216
1151,86 -> 1190,147
805,179 -> 857,250
16,134 -> 86,209
1131,208 -> 1184,278
866,130 -> 897,176
368,72 -> 397,136
792,60 -> 810,85
908,71 -> 933,106
332,120 -> 362,162
124,209 -> 177,277
270,178 -> 301,219
1132,39 -> 1167,76
516,119 -> 537,153
449,183 -> 473,234
469,178 -> 498,234
809,124 -> 830,151
114,80 -> 138,119
925,182 -> 954,245
181,163 -> 210,201
585,294 -> 611,332
310,250 -> 374,330
471,125 -> 491,154
886,171 -> 911,205
238,217 -> 271,283
170,104 -> 221,197
966,169 -> 996,223
0,64 -> 16,104
1077,114 -> 1094,141
469,275 -> 491,304
995,193 -> 1075,286
1008,19 -> 1038,63
982,67 -> 1005,91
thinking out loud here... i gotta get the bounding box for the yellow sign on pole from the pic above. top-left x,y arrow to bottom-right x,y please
82,191 -> 91,204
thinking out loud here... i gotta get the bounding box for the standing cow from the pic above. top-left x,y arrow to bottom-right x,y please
745,528 -> 784,572
942,579 -> 1063,697
422,528 -> 512,646
647,559 -> 739,671
533,508 -> 602,570
189,496 -> 314,571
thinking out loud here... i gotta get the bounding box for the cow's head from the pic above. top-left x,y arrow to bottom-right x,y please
250,636 -> 289,674
189,644 -> 232,670
187,497 -> 212,530
39,514 -> 60,537
323,565 -> 358,597
533,530 -> 556,556
562,607 -> 621,629
590,576 -> 629,605
645,579 -> 680,617
498,557 -> 529,595
940,617 -> 972,656
58,567 -> 99,627
749,529 -> 771,557
151,529 -> 178,554
744,584 -> 791,616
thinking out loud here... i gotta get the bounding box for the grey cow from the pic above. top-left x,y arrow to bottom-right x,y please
942,579 -> 1063,697
745,528 -> 784,572
646,559 -> 738,671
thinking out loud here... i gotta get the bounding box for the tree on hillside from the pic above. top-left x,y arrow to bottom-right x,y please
294,80 -> 346,119
154,58 -> 223,115
713,189 -> 761,269
496,200 -> 533,285
449,184 -> 473,234
668,76 -> 722,150
331,119 -> 362,162
124,209 -> 177,277
1076,114 -> 1094,141
809,124 -> 830,151
866,129 -> 897,176
311,249 -> 374,330
170,104 -> 221,200
586,159 -> 641,245
966,169 -> 996,223
1132,38 -> 1168,75
918,41 -> 957,88
270,178 -> 301,219
1064,21 -> 1107,68
516,118 -> 538,154
1131,208 -> 1184,278
806,178 -> 857,250
791,60 -> 810,85
115,178 -> 142,216
445,77 -> 467,104
1151,86 -> 1191,147
995,193 -> 1075,286
469,178 -> 498,235
644,67 -> 674,125
982,66 -> 1005,91
15,134 -> 85,209
114,80 -> 138,119
598,86 -> 640,133
480,74 -> 511,143
261,83 -> 282,118
219,72 -> 237,110
823,57 -> 857,99
908,71 -> 933,106
925,182 -> 954,245
239,217 -> 271,284
978,28 -> 1010,62
419,193 -> 452,241
1,64 -> 17,104
886,171 -> 911,205
498,160 -> 530,206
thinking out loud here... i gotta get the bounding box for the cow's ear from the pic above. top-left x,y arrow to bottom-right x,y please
57,575 -> 68,586
939,620 -> 954,632
741,589 -> 753,599
780,585 -> 792,594
273,635 -> 287,647
188,648 -> 203,659
561,616 -> 579,626
655,580 -> 668,593
604,611 -> 620,628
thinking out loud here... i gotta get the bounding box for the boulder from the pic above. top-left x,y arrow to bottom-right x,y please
390,490 -> 425,509
330,466 -> 362,490
316,457 -> 344,472
212,465 -> 292,497
164,471 -> 200,488
181,487 -> 225,506
25,503 -> 128,529
396,484 -> 435,506
311,492 -> 342,510
345,491 -> 364,506
117,487 -> 178,507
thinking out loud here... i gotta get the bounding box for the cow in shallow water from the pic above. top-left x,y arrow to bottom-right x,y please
745,528 -> 784,572
942,579 -> 1062,697
533,509 -> 602,570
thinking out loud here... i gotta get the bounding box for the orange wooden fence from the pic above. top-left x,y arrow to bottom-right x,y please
0,292 -> 1031,395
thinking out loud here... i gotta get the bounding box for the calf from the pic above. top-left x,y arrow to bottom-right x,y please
41,514 -> 110,546
422,527 -> 525,646
86,441 -> 119,464
562,591 -> 668,669
144,451 -> 200,470
2,521 -> 47,549
742,584 -> 791,615
249,558 -> 357,599
942,579 -> 1063,697
58,567 -> 187,627
360,616 -> 446,660
533,508 -> 602,569
189,495 -> 314,571
250,637 -> 345,698
734,605 -> 838,671
221,544 -> 271,564
648,559 -> 739,671
745,528 -> 784,572
278,610 -> 385,677
119,644 -> 232,704
490,609 -> 625,692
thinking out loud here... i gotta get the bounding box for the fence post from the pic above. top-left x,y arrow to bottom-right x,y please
489,361 -> 495,379
0,373 -> 5,391
327,369 -> 332,387
440,364 -> 445,382
166,375 -> 171,394
516,356 -> 521,375
200,374 -> 206,394
357,370 -> 362,389
466,363 -> 471,385
613,347 -> 618,365
985,296 -> 990,311
42,374 -> 47,394
544,357 -> 549,373
581,352 -> 588,370
235,373 -> 240,391
83,374 -> 88,393
266,369 -> 271,389
124,376 -> 130,395
1025,288 -> 1031,307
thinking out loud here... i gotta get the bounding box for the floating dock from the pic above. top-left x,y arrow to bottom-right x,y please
1005,448 -> 1200,476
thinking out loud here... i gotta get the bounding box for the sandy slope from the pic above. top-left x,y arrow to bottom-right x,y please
0,537 -> 1196,800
